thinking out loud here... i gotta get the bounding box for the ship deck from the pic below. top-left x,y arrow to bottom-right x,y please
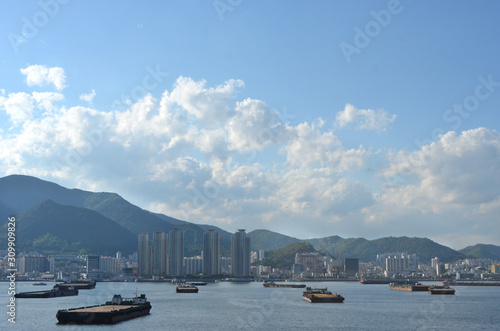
69,305 -> 135,313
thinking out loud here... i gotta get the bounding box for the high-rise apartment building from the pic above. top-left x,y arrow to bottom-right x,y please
86,255 -> 100,273
138,232 -> 151,276
168,229 -> 184,277
231,229 -> 251,277
152,230 -> 168,276
203,229 -> 220,275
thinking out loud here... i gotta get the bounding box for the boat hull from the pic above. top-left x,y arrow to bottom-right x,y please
302,295 -> 345,303
56,303 -> 151,324
15,289 -> 78,298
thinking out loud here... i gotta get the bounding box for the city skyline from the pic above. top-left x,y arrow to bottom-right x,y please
1,2 -> 500,249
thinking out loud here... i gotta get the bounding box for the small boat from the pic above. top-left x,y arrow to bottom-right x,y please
429,285 -> 455,295
302,287 -> 344,303
33,282 -> 47,286
176,283 -> 198,293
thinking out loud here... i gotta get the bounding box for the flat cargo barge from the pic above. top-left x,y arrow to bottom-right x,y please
15,285 -> 78,298
176,284 -> 199,293
264,282 -> 306,288
429,285 -> 455,295
58,280 -> 96,289
302,287 -> 344,303
56,294 -> 151,324
390,283 -> 430,291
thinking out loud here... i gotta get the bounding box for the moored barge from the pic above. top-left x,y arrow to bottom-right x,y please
264,281 -> 306,288
56,294 -> 151,324
15,285 -> 78,298
176,283 -> 199,293
429,285 -> 455,295
58,280 -> 96,290
390,282 -> 430,291
302,287 -> 344,303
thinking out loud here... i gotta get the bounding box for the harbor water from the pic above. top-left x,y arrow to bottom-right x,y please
2,281 -> 499,330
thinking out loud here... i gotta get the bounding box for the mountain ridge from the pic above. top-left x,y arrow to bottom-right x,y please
1,174 -> 499,262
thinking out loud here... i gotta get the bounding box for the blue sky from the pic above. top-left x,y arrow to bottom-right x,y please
1,1 -> 500,249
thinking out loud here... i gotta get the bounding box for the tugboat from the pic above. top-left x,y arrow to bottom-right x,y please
429,285 -> 455,295
15,285 -> 78,298
302,287 -> 344,303
176,283 -> 199,293
56,293 -> 151,324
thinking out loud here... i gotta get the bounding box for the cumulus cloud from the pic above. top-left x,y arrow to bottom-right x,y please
32,92 -> 64,114
2,69 -> 499,247
226,98 -> 287,151
381,128 -> 500,206
335,103 -> 396,132
20,65 -> 67,90
283,119 -> 369,170
0,92 -> 34,124
79,89 -> 96,104
167,76 -> 243,128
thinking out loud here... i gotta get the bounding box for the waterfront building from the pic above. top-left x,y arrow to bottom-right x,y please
203,229 -> 220,275
152,230 -> 168,276
168,229 -> 184,276
376,252 -> 419,277
86,255 -> 100,273
18,255 -> 50,274
220,257 -> 231,275
138,232 -> 152,276
185,256 -> 203,275
344,258 -> 359,276
231,229 -> 251,277
99,256 -> 119,274
295,252 -> 324,273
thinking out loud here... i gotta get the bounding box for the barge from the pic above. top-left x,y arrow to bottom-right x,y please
389,282 -> 430,291
15,285 -> 78,298
429,285 -> 455,295
176,283 -> 199,293
58,280 -> 96,290
264,281 -> 306,288
56,294 -> 151,324
302,287 -> 344,303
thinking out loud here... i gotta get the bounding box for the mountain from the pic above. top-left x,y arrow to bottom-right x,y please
460,244 -> 500,260
0,200 -> 17,226
0,199 -> 137,255
0,175 -> 214,255
255,241 -> 316,269
247,229 -> 301,251
306,236 -> 466,263
0,174 -> 493,263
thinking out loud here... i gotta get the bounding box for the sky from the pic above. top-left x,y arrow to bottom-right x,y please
1,1 -> 500,250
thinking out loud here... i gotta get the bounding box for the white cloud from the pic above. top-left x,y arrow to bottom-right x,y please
79,89 -> 96,104
226,98 -> 287,152
167,76 -> 243,128
0,92 -> 34,124
32,92 -> 64,114
2,70 -> 500,247
20,65 -> 67,90
381,128 -> 500,207
335,103 -> 396,132
283,119 -> 369,170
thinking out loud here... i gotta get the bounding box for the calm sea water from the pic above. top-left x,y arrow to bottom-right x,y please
1,280 -> 499,330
